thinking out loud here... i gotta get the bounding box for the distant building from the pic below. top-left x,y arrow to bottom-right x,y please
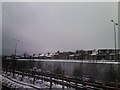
97,49 -> 120,60
39,54 -> 46,59
3,49 -> 120,61
91,49 -> 97,60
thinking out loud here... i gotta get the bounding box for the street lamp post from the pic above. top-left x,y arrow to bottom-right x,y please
12,39 -> 19,77
111,20 -> 118,61
111,20 -> 118,87
13,39 -> 20,57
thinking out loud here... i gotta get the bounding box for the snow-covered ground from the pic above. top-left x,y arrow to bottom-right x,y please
2,71 -> 75,90
2,75 -> 34,89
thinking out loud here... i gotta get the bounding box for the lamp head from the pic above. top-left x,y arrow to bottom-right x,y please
111,20 -> 114,22
116,23 -> 118,25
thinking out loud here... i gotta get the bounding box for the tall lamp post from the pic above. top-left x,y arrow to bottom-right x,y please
13,39 -> 20,57
111,20 -> 118,62
12,39 -> 19,77
111,20 -> 119,87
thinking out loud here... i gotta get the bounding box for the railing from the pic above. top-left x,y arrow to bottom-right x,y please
2,68 -> 120,90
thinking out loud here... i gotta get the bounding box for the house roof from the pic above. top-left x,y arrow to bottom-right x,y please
69,54 -> 74,57
39,54 -> 45,57
91,52 -> 97,55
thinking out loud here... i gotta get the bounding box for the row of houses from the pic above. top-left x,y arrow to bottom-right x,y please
52,49 -> 120,60
3,49 -> 120,60
21,49 -> 120,60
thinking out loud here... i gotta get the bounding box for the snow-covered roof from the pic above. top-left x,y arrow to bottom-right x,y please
109,53 -> 115,55
33,55 -> 38,57
69,54 -> 74,57
39,54 -> 45,57
45,53 -> 52,57
54,52 -> 58,55
75,54 -> 81,56
49,53 -> 53,56
91,51 -> 98,55
91,52 -> 97,55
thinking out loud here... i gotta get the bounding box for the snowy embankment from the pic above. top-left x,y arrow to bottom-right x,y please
2,71 -> 73,90
2,74 -> 42,89
17,59 -> 119,64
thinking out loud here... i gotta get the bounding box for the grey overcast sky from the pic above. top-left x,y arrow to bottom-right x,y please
2,2 -> 118,55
